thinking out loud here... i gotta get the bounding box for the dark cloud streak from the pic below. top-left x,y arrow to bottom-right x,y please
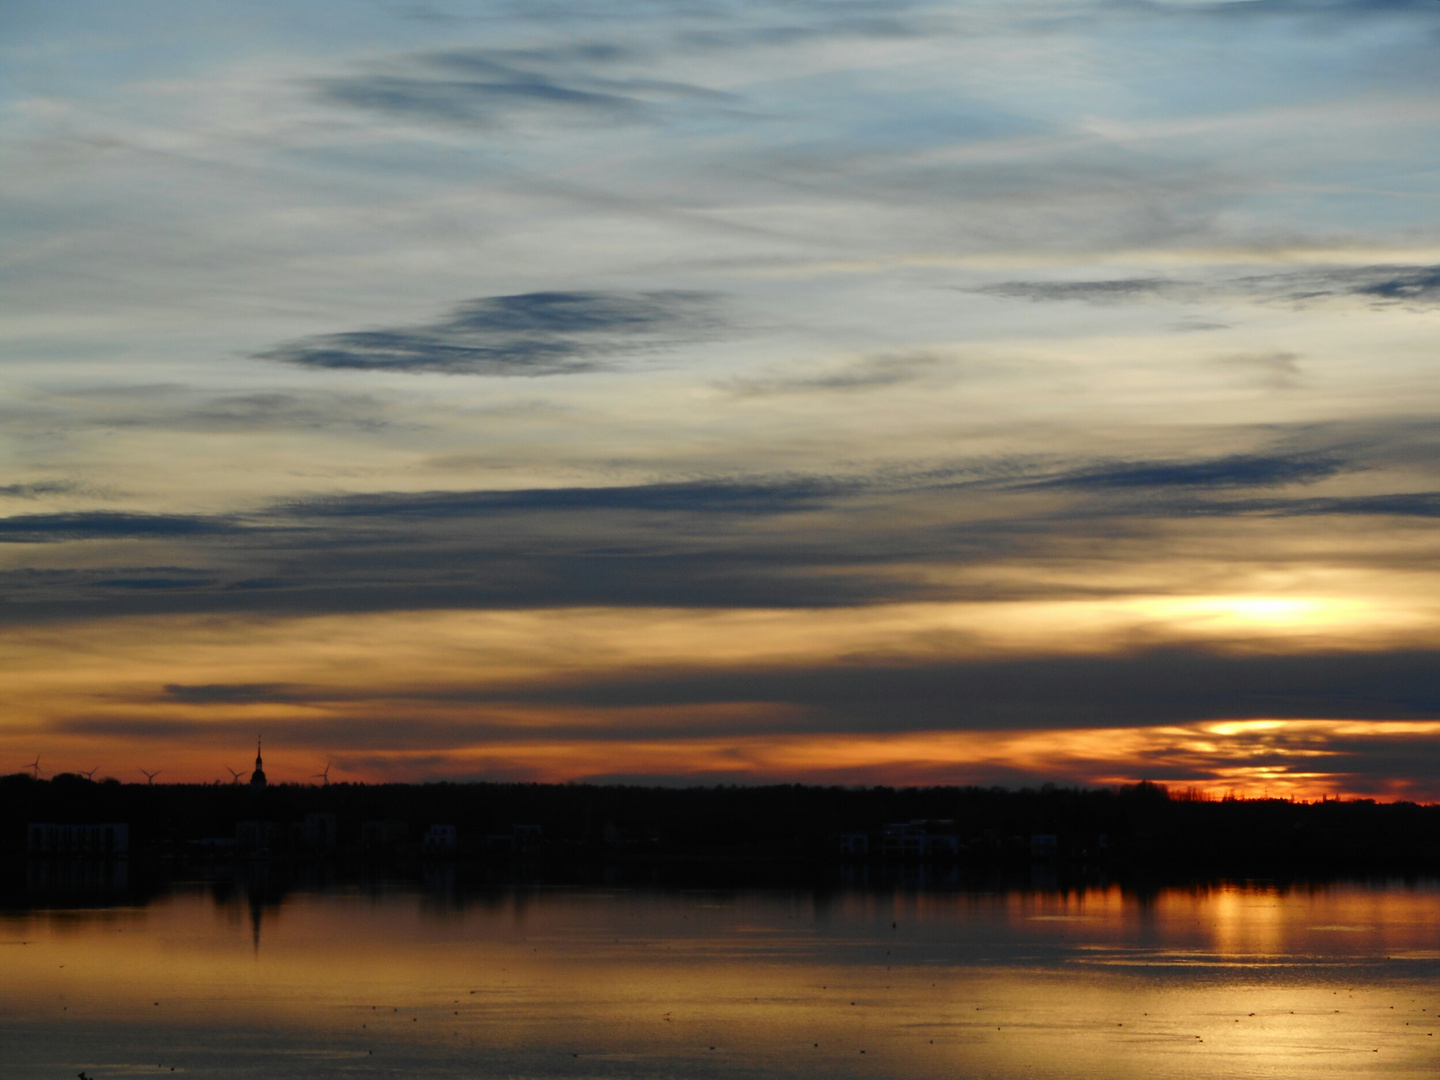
0,512 -> 231,543
469,646 -> 1440,729
0,434 -> 1433,618
977,265 -> 1440,308
259,291 -> 716,375
314,43 -> 736,128
0,481 -> 77,499
976,278 -> 1176,303
1028,453 -> 1347,492
65,647 -> 1440,741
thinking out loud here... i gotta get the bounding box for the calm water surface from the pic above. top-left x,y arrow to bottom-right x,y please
3,875 -> 1438,1079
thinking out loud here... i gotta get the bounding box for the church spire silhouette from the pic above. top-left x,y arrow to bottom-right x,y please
250,737 -> 267,789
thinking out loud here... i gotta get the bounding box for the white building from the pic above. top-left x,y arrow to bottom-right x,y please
424,824 -> 457,852
28,823 -> 129,856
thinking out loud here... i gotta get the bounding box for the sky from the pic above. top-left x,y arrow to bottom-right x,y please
3,0 -> 1440,797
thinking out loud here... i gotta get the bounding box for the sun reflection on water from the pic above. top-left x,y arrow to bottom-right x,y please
1,879 -> 1436,1078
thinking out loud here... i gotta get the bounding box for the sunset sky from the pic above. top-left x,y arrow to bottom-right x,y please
4,0 -> 1440,797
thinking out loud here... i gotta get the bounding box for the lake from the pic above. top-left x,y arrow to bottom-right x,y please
3,870 -> 1438,1078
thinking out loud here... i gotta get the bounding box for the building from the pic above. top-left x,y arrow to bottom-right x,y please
249,738 -> 267,790
486,824 -> 542,855
882,821 -> 932,858
301,813 -> 337,853
235,820 -> 281,855
27,823 -> 129,856
236,813 -> 338,856
423,824 -> 457,852
879,821 -> 960,859
361,819 -> 408,851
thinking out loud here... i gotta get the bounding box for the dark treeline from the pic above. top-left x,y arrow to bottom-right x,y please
3,772 -> 1438,873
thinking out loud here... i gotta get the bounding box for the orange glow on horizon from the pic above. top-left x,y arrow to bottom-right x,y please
2,607 -> 1437,800
15,718 -> 1435,804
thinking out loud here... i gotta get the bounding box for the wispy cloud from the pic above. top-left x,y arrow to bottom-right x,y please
1179,0 -> 1440,27
0,512 -> 231,543
58,387 -> 398,434
0,481 -> 78,499
0,432 -> 1426,618
162,683 -> 309,704
1026,453 -> 1347,492
1209,351 -> 1304,390
722,351 -> 950,397
975,278 -> 1178,304
284,477 -> 848,518
315,44 -> 736,128
258,291 -> 717,375
976,265 -> 1440,308
674,11 -> 923,52
460,646 -> 1440,730
1311,265 -> 1440,305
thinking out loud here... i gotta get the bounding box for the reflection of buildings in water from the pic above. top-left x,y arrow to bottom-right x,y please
422,861 -> 458,896
251,892 -> 263,954
226,860 -> 339,953
235,861 -> 278,955
25,858 -> 130,897
1029,862 -> 1059,891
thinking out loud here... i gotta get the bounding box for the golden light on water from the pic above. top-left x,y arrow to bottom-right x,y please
3,882 -> 1439,1079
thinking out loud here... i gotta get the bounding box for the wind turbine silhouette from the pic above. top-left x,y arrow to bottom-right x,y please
79,767 -> 98,781
139,767 -> 161,786
24,756 -> 41,780
225,765 -> 243,785
311,762 -> 331,787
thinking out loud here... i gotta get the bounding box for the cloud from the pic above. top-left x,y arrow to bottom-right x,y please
56,713 -> 498,752
0,426 -> 1430,619
1209,351 -> 1303,390
318,73 -> 641,126
60,387 -> 398,434
464,646 -> 1440,731
0,512 -> 230,543
1267,492 -> 1440,518
1027,452 -> 1346,492
162,683 -> 309,704
976,266 -> 1440,309
1345,266 -> 1440,304
675,13 -> 922,52
88,647 -> 1440,739
167,392 -> 394,432
1179,0 -> 1440,25
258,291 -> 717,376
285,478 -> 848,519
0,481 -> 77,499
314,44 -> 734,128
975,278 -> 1179,304
91,574 -> 216,590
1234,265 -> 1440,307
723,352 -> 950,397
